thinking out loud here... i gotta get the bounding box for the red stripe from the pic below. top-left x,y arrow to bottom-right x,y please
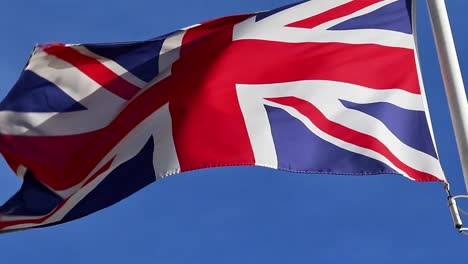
44,45 -> 140,100
82,158 -> 114,186
267,96 -> 441,182
287,0 -> 383,29
170,14 -> 256,171
222,40 -> 421,94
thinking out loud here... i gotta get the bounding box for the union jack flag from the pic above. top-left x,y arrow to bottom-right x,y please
0,0 -> 445,232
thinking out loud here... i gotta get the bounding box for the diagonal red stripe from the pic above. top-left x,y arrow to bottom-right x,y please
44,45 -> 140,100
287,0 -> 383,29
0,158 -> 115,231
267,96 -> 442,182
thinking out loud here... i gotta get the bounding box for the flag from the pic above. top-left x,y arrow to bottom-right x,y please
0,0 -> 445,232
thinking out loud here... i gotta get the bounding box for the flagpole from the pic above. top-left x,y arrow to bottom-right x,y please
426,0 -> 468,192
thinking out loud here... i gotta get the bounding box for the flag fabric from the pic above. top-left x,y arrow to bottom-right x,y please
0,0 -> 445,232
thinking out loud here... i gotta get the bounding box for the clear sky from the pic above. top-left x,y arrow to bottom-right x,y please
1,0 -> 468,263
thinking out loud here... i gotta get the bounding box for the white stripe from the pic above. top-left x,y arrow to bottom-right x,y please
239,81 -> 425,112
72,45 -> 147,88
15,165 -> 27,180
152,104 -> 180,179
235,21 -> 414,48
181,23 -> 200,31
159,30 -> 185,76
0,87 -> 125,136
134,30 -> 188,90
237,85 -> 278,168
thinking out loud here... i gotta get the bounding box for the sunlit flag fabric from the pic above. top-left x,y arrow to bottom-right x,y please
0,0 -> 446,232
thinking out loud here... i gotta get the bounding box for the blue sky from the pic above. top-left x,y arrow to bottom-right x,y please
1,0 -> 468,263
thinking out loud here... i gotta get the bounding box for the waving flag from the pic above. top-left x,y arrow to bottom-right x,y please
0,0 -> 445,232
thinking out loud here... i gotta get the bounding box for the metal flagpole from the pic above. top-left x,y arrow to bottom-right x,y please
426,0 -> 468,193
426,0 -> 468,234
